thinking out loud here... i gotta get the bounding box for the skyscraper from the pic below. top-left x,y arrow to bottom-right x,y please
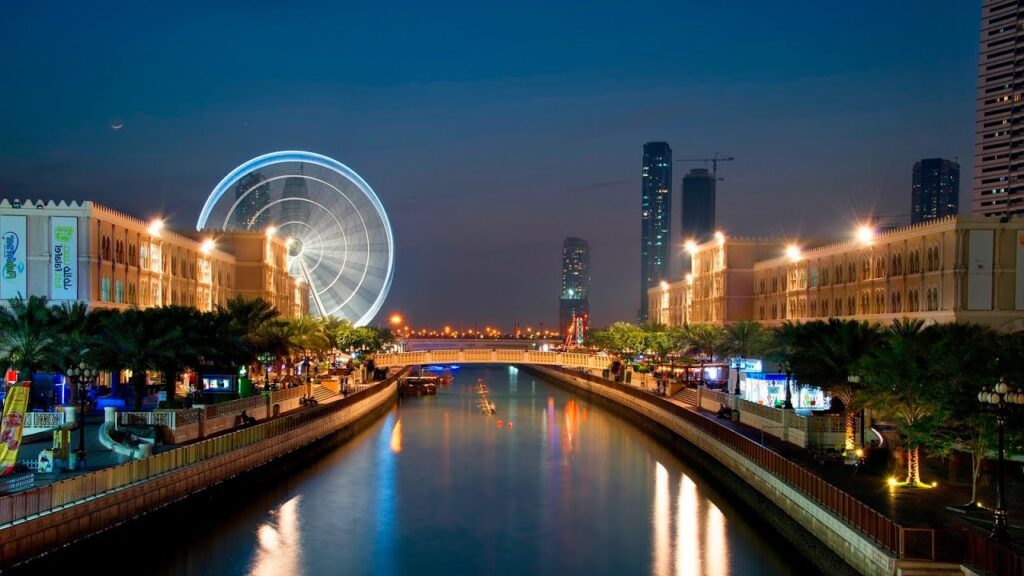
681,168 -> 716,269
640,142 -> 672,321
912,158 -> 959,224
973,1 -> 1024,216
559,237 -> 590,338
234,171 -> 270,230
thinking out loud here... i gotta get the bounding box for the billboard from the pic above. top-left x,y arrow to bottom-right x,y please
0,216 -> 27,299
50,216 -> 78,300
967,229 -> 994,311
0,383 -> 30,475
1017,231 -> 1024,310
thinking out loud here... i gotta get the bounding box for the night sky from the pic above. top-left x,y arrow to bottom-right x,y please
1,1 -> 980,329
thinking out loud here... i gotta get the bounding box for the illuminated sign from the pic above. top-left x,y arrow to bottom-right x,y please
0,216 -> 26,298
50,216 -> 78,300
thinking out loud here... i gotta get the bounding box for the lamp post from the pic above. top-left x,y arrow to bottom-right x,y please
66,361 -> 97,469
848,373 -> 863,447
258,352 -> 274,389
978,378 -> 1024,541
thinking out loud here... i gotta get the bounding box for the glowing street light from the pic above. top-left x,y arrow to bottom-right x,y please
148,219 -> 164,237
785,244 -> 802,262
714,231 -> 726,245
856,225 -> 874,246
200,238 -> 215,255
389,313 -> 404,326
684,239 -> 698,254
266,225 -> 277,238
660,280 -> 669,291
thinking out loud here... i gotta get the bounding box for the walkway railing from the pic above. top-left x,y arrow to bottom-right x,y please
555,368 -> 909,559
0,370 -> 403,527
25,412 -> 66,430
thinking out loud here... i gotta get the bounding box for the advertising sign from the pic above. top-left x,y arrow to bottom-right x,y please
1017,231 -> 1024,310
50,216 -> 78,300
0,216 -> 27,299
0,383 -> 30,475
967,230 -> 994,311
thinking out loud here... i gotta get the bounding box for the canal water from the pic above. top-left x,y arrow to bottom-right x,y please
27,366 -> 813,575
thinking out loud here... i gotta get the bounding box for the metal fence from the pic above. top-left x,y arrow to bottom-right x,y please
0,370 -> 403,527
964,531 -> 1024,576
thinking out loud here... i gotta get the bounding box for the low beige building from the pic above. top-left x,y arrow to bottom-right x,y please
754,215 -> 1024,332
648,216 -> 1024,333
0,199 -> 306,317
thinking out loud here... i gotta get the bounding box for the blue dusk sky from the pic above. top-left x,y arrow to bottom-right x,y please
0,1 -> 980,328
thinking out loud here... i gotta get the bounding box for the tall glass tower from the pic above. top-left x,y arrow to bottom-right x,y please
640,142 -> 672,321
974,1 -> 1024,216
681,168 -> 716,271
912,158 -> 959,224
559,237 -> 590,337
233,171 -> 270,230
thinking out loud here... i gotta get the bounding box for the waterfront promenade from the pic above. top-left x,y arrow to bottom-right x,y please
0,370 -> 405,570
524,365 -> 1024,576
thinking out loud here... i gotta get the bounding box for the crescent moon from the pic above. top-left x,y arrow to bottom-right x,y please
111,123 -> 124,131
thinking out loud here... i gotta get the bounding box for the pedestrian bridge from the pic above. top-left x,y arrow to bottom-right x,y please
371,349 -> 614,371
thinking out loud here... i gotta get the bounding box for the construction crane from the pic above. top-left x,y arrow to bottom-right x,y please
675,153 -> 735,180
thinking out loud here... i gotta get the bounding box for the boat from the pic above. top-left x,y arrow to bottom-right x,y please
474,378 -> 495,414
399,376 -> 439,397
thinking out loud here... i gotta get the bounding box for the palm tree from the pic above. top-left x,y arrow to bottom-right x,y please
0,296 -> 57,381
149,306 -> 205,402
723,321 -> 771,394
928,323 -> 1001,506
768,321 -> 806,409
683,324 -> 727,386
90,309 -> 183,410
792,319 -> 882,450
863,319 -> 945,485
48,301 -> 94,373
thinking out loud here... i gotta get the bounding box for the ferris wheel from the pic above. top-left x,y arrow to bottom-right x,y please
197,151 -> 395,326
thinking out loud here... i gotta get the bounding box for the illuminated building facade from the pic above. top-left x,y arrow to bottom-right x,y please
0,199 -> 306,318
973,0 -> 1024,216
912,158 -> 959,224
559,237 -> 590,336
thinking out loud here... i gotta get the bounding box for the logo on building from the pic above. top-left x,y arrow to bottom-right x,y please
2,231 -> 23,280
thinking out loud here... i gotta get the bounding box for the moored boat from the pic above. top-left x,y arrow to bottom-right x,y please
400,376 -> 439,396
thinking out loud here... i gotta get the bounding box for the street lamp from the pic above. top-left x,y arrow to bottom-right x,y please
848,373 -> 865,448
978,377 -> 1024,541
257,352 -> 274,389
66,361 -> 97,470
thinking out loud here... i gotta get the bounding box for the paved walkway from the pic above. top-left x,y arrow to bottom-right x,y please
15,384 -> 351,491
661,391 -> 1024,551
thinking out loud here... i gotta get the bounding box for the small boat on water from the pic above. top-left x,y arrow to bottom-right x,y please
474,378 -> 495,414
400,376 -> 439,397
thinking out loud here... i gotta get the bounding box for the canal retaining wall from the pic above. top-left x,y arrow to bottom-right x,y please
526,365 -> 905,576
0,371 -> 403,570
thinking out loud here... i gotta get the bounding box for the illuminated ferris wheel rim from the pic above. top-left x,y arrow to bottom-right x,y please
196,150 -> 395,327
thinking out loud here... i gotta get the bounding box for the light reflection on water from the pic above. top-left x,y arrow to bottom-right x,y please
32,366 -> 808,576
248,496 -> 302,576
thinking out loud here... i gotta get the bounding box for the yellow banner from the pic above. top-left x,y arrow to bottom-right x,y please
0,382 -> 30,475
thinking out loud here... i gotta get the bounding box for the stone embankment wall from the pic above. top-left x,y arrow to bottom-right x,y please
0,374 -> 401,570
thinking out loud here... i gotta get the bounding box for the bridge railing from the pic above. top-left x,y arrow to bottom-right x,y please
372,349 -> 613,371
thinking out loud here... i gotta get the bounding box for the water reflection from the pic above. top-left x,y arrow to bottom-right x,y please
390,418 -> 403,453
249,495 -> 302,576
26,367 -> 801,576
651,464 -> 731,576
